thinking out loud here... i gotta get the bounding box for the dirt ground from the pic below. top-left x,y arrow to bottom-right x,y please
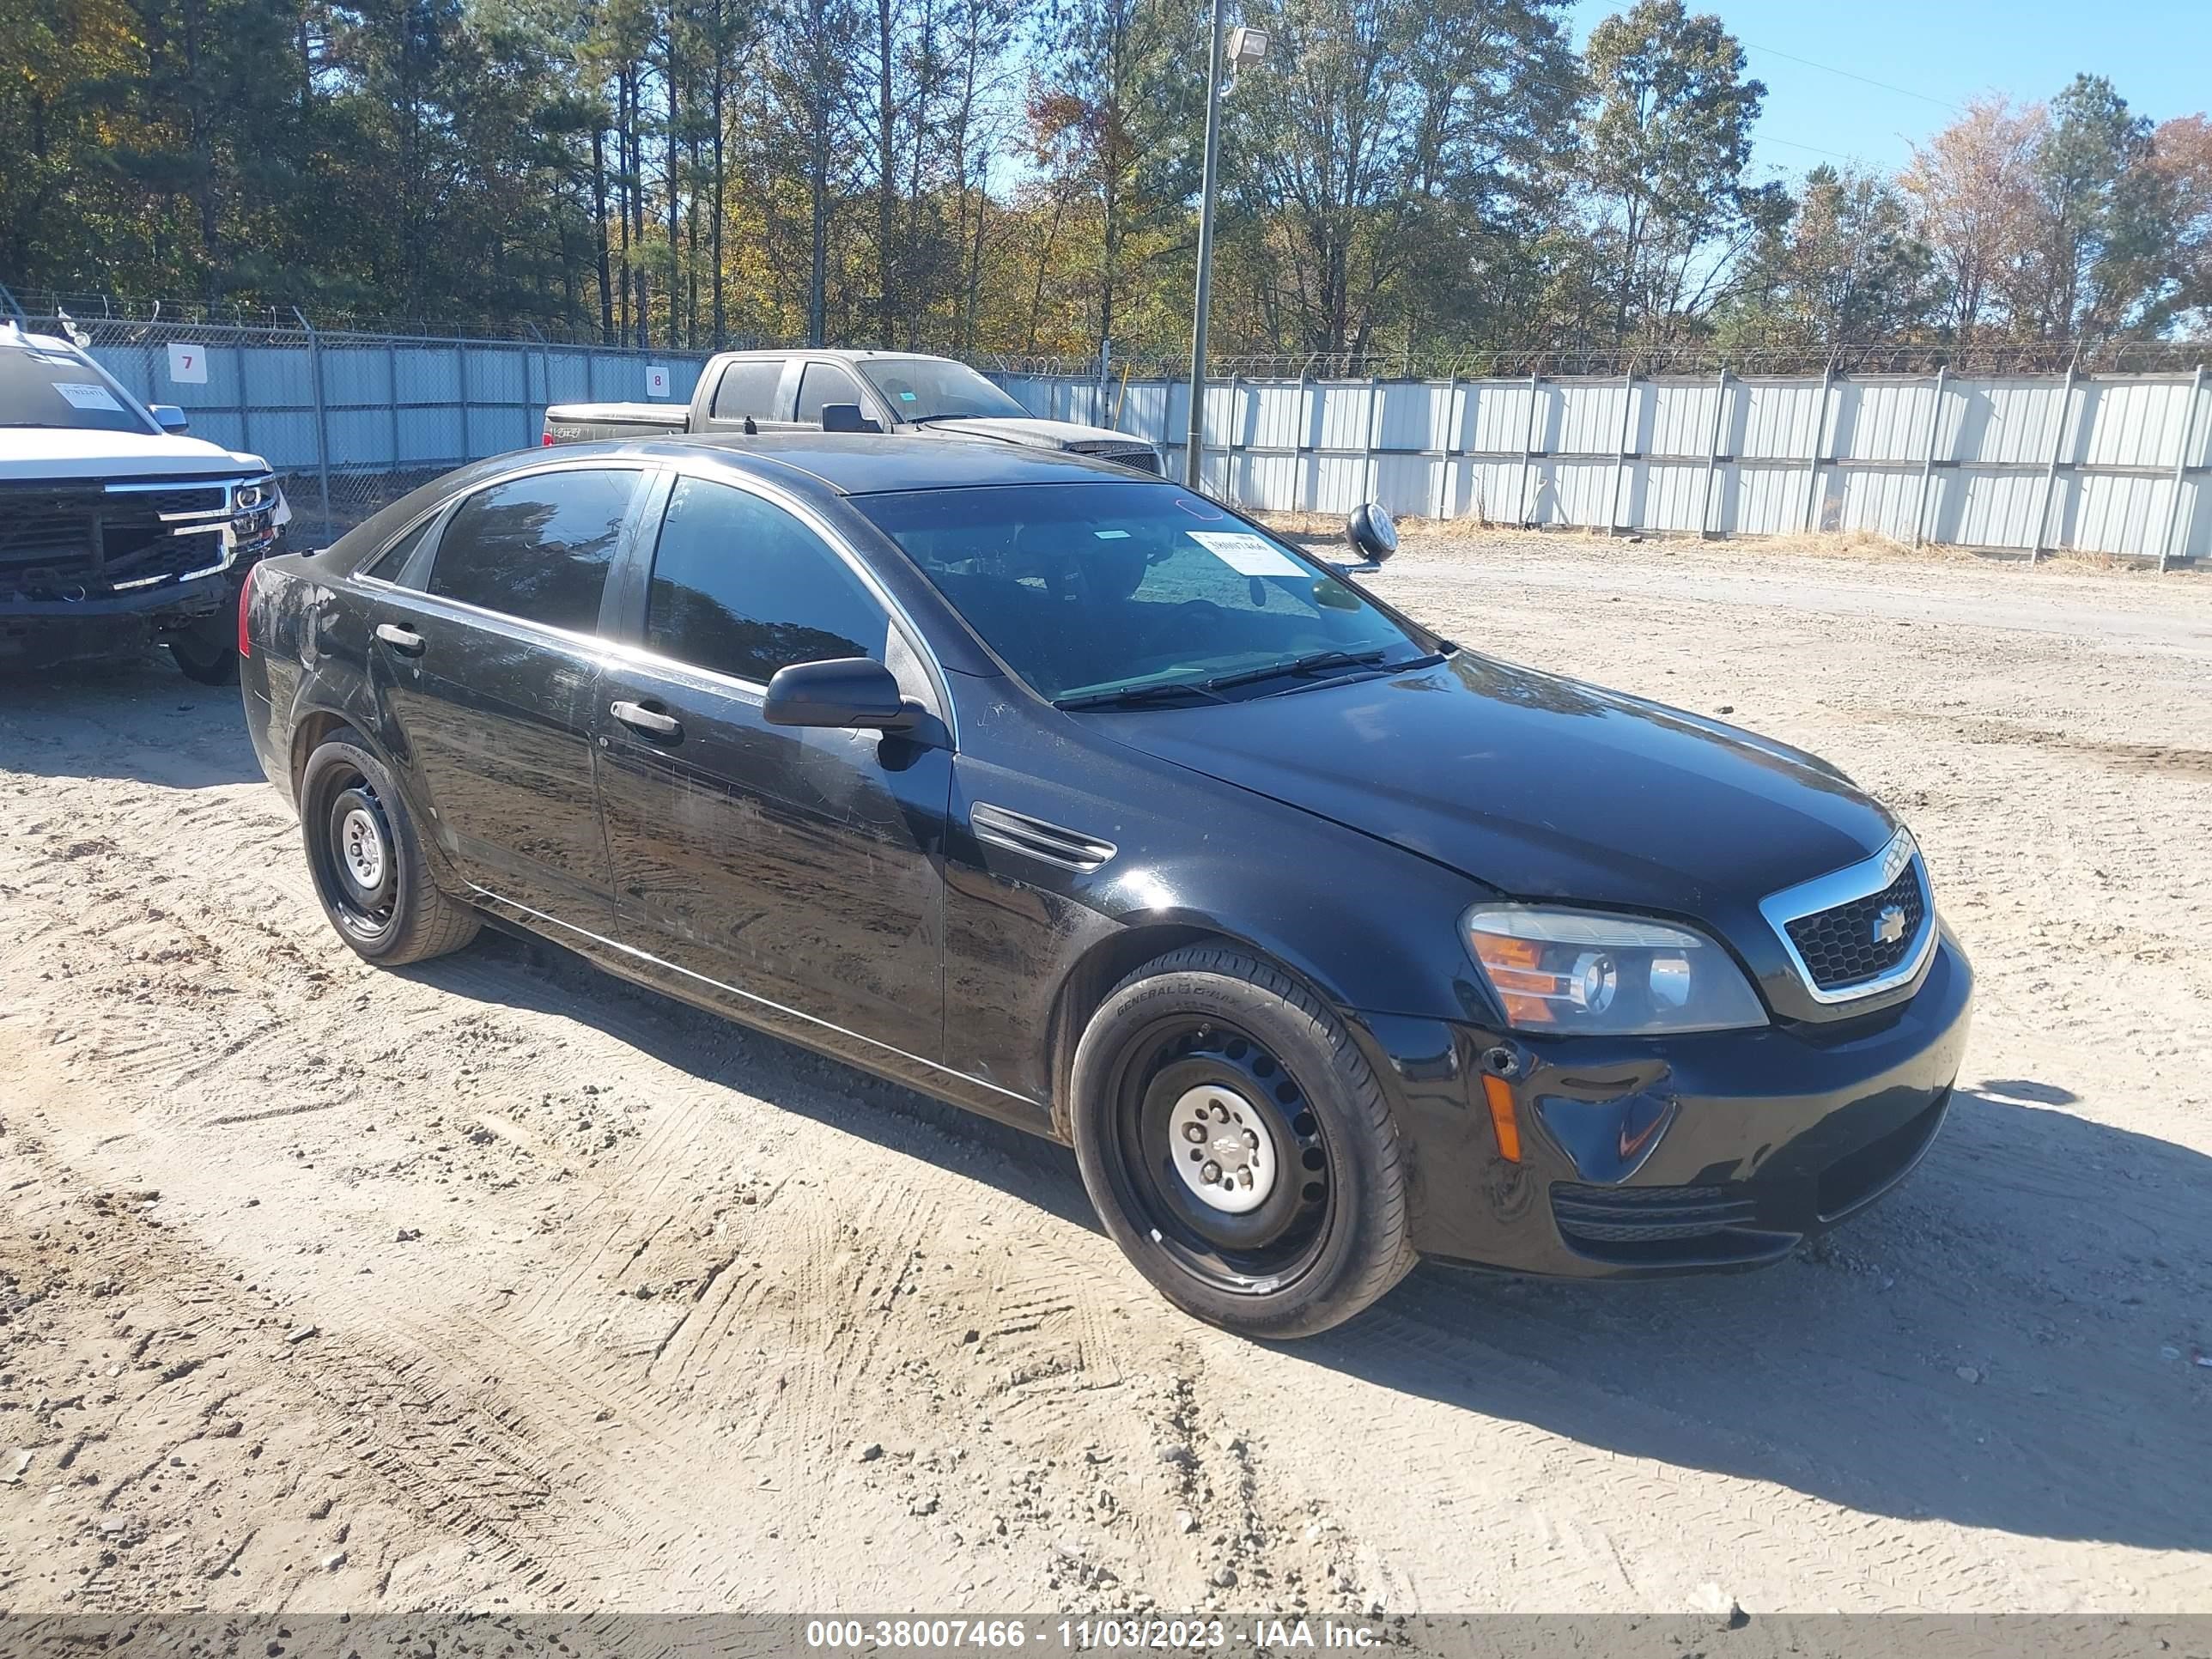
3,534 -> 2209,1620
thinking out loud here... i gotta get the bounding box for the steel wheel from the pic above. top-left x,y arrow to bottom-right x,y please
1103,1018 -> 1336,1296
313,775 -> 398,939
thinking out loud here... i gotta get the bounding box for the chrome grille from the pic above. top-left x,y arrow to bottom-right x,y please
1784,859 -> 1926,991
0,482 -> 233,602
1759,829 -> 1936,1005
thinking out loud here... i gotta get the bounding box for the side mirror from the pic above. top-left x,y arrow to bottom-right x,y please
1345,501 -> 1398,568
149,404 -> 190,434
763,657 -> 916,732
821,403 -> 884,435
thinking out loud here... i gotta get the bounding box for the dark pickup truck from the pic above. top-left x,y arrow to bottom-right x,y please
542,348 -> 1163,474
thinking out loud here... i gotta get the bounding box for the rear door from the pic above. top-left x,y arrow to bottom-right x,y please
593,470 -> 949,1062
363,461 -> 653,931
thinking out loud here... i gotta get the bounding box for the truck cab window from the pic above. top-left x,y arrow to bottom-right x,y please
795,363 -> 867,426
710,361 -> 783,422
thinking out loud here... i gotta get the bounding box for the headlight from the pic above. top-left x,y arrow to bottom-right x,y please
1460,905 -> 1766,1036
233,481 -> 268,511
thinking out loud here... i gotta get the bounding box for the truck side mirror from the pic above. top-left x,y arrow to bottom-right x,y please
821,403 -> 883,435
149,404 -> 190,434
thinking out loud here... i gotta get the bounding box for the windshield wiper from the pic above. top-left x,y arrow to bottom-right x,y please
1200,647 -> 1395,693
1264,651 -> 1446,696
1054,679 -> 1228,711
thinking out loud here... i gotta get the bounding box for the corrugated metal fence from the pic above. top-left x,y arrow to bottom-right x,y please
41,311 -> 712,541
33,304 -> 2206,565
1000,368 -> 2211,566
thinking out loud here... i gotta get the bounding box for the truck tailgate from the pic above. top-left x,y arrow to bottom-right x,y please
542,402 -> 691,442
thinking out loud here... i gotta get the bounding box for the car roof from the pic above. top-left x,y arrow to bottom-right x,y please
713,347 -> 961,366
0,325 -> 86,357
562,432 -> 1171,497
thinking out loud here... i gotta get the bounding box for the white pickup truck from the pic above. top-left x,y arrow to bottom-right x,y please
542,348 -> 1164,474
0,323 -> 288,680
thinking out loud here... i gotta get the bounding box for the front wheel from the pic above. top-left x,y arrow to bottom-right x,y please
300,730 -> 479,966
167,617 -> 238,684
1069,946 -> 1415,1338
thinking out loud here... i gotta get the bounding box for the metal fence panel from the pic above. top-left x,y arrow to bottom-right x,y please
17,299 -> 2202,563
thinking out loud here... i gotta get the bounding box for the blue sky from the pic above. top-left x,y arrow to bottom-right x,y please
1563,0 -> 2212,181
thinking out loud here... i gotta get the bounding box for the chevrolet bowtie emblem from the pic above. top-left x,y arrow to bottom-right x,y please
1873,904 -> 1907,945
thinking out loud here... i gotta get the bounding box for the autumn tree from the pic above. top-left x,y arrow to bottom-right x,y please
1219,0 -> 1579,360
1580,0 -> 1782,344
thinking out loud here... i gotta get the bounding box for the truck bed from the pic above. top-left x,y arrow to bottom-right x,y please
542,402 -> 693,443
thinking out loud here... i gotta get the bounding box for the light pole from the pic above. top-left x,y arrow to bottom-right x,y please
1182,18 -> 1267,490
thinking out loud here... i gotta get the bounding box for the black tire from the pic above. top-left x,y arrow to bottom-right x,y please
299,729 -> 479,966
168,623 -> 239,685
1069,945 -> 1415,1338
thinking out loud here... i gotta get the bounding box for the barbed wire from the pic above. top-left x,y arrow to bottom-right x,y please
9,286 -> 2205,380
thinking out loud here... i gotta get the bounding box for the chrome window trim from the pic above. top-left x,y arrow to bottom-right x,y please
1758,827 -> 1938,1005
345,457 -> 957,744
650,459 -> 957,744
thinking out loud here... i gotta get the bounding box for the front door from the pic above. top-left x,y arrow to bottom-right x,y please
367,462 -> 649,931
594,471 -> 948,1063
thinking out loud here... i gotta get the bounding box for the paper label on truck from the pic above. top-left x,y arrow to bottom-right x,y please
1186,531 -> 1303,576
54,382 -> 124,412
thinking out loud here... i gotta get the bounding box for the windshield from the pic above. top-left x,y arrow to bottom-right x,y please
857,357 -> 1028,422
0,345 -> 154,434
856,482 -> 1436,705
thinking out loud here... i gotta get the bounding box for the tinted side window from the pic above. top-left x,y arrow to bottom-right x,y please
426,469 -> 636,633
647,477 -> 887,684
364,517 -> 434,582
711,361 -> 783,421
795,363 -> 866,424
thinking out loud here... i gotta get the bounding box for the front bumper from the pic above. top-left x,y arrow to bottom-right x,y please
1358,930 -> 1973,1277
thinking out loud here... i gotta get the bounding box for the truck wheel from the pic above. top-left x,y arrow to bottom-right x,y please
1069,945 -> 1416,1339
168,623 -> 238,685
300,729 -> 479,966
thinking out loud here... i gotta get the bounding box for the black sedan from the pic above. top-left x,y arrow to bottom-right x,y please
239,436 -> 1972,1337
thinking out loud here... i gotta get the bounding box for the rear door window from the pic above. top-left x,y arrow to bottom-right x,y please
710,361 -> 785,422
363,517 -> 435,583
645,477 -> 887,684
422,467 -> 640,634
795,363 -> 867,425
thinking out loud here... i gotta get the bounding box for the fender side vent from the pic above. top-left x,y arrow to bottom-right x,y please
969,803 -> 1115,872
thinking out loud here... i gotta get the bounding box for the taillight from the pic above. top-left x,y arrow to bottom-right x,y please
237,564 -> 256,659
542,431 -> 557,446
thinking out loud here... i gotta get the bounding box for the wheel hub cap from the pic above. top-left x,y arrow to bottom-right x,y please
340,807 -> 386,891
1167,1085 -> 1276,1213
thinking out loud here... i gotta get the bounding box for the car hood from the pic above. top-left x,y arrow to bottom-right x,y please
917,415 -> 1145,452
0,428 -> 270,481
1092,652 -> 1894,918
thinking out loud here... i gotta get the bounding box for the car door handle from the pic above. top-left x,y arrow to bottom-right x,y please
611,700 -> 684,743
374,623 -> 426,656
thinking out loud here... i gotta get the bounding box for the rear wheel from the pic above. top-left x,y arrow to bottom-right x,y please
1070,946 -> 1415,1338
300,731 -> 478,965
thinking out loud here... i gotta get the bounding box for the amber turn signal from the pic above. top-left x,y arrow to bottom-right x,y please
1482,1072 -> 1522,1163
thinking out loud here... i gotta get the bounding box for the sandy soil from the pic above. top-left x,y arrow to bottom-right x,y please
2,538 -> 2209,1620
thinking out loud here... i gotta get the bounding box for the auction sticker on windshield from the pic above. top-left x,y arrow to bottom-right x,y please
54,382 -> 125,413
1187,530 -> 1304,576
